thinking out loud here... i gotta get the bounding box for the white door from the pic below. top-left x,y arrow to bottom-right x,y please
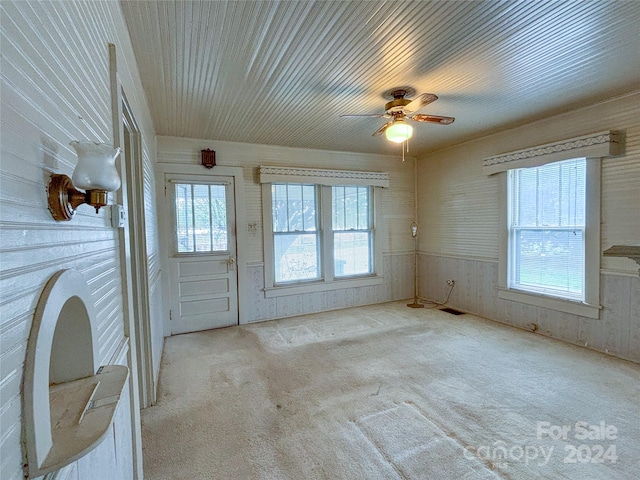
168,176 -> 238,334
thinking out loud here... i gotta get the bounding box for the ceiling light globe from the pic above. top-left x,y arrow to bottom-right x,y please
385,121 -> 413,143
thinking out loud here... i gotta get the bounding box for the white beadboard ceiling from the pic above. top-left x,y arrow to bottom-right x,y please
120,0 -> 640,156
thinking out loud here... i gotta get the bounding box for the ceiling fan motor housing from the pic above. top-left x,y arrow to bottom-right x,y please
385,97 -> 411,113
384,88 -> 413,113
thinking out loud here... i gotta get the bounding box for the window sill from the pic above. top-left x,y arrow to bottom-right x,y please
497,287 -> 601,319
264,276 -> 384,298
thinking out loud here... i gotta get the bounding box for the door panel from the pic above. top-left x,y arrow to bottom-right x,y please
168,176 -> 238,334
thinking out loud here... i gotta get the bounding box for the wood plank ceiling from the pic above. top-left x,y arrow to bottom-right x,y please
120,0 -> 640,156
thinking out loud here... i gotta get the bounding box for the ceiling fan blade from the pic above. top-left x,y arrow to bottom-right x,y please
372,122 -> 393,136
341,114 -> 388,118
410,114 -> 455,125
404,93 -> 438,113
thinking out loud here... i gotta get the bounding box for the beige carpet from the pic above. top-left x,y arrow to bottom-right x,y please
141,301 -> 639,479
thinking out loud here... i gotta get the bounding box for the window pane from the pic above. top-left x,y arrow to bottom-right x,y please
344,186 -> 359,229
513,159 -> 586,228
272,184 -> 316,233
357,187 -> 369,229
175,184 -> 193,253
302,185 -> 317,232
274,233 -> 319,282
515,168 -> 537,226
513,229 -> 584,297
174,183 -> 227,253
538,162 -> 561,226
334,231 -> 371,276
332,186 -> 370,231
333,186 -> 345,230
272,184 -> 289,232
192,184 -> 211,251
210,185 -> 228,251
287,184 -> 303,231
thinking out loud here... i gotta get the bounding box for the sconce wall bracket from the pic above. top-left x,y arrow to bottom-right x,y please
48,174 -> 107,221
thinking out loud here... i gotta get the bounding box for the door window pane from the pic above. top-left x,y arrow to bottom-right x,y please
175,183 -> 228,253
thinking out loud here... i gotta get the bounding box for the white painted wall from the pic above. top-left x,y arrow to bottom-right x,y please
417,91 -> 640,362
156,136 -> 417,326
0,1 -> 162,479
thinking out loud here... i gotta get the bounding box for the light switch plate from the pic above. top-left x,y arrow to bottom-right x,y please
111,205 -> 126,228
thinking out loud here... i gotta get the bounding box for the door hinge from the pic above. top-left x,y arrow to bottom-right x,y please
169,309 -> 172,321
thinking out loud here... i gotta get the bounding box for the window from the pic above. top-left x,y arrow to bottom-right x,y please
272,184 -> 320,283
508,158 -> 586,301
264,182 -> 381,295
332,186 -> 373,277
497,155 -> 601,318
174,183 -> 228,253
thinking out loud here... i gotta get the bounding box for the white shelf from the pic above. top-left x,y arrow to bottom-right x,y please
31,365 -> 129,478
604,245 -> 640,270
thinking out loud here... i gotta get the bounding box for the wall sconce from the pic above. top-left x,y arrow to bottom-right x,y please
48,141 -> 121,221
410,221 -> 418,238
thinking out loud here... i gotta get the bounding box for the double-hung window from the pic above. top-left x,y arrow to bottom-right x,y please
272,184 -> 320,283
332,186 -> 373,277
262,169 -> 385,297
508,158 -> 586,300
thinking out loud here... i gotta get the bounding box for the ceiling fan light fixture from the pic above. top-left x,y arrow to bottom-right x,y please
385,120 -> 413,143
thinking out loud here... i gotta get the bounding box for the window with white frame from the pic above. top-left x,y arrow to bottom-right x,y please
332,186 -> 373,277
272,184 -> 320,283
263,180 -> 381,294
508,158 -> 586,301
270,183 -> 374,284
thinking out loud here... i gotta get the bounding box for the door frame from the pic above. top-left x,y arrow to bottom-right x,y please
167,175 -> 239,334
121,95 -> 156,407
156,163 -> 249,331
109,44 -> 144,479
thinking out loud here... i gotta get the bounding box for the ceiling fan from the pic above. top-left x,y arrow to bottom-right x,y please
341,87 -> 455,143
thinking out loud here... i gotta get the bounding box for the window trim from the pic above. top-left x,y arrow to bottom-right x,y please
262,183 -> 384,298
497,157 -> 601,319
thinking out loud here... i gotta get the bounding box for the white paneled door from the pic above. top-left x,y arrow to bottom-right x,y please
168,176 -> 238,334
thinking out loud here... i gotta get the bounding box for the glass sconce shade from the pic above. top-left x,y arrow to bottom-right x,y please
385,120 -> 413,143
70,141 -> 121,191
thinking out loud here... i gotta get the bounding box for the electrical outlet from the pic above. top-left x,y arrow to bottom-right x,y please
446,279 -> 455,286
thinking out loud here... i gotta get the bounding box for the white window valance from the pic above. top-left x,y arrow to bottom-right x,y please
259,166 -> 390,187
482,130 -> 623,175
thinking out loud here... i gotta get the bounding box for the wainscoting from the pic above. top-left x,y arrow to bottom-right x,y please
245,253 -> 415,323
419,254 -> 640,363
